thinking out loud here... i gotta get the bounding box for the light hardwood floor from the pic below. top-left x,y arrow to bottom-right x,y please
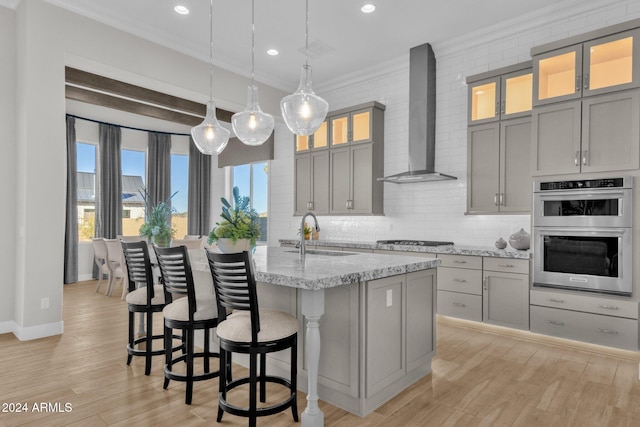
1,280 -> 640,426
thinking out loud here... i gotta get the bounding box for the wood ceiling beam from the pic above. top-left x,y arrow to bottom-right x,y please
64,66 -> 234,124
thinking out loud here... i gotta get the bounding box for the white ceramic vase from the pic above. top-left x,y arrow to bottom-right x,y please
217,238 -> 252,253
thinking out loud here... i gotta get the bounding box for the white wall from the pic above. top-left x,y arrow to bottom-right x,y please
0,6 -> 16,327
267,0 -> 640,247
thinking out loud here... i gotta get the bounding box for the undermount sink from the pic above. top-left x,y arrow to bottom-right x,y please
286,249 -> 357,257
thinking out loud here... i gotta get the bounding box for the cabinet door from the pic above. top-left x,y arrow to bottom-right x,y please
533,44 -> 582,106
483,271 -> 529,330
581,90 -> 640,173
467,122 -> 500,213
294,154 -> 311,215
349,143 -> 373,214
531,100 -> 582,176
312,121 -> 329,150
366,275 -> 405,397
311,150 -> 330,214
500,117 -> 532,212
330,114 -> 350,146
295,134 -> 310,152
583,29 -> 640,97
501,70 -> 533,120
468,77 -> 500,124
329,147 -> 350,214
351,108 -> 373,144
406,270 -> 435,372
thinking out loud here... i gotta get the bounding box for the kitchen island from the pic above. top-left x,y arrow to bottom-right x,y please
189,246 -> 439,427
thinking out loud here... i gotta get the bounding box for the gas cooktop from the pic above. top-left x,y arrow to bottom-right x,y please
376,239 -> 454,246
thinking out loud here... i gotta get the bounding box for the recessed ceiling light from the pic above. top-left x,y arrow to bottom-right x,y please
361,3 -> 376,13
267,49 -> 279,56
174,5 -> 189,15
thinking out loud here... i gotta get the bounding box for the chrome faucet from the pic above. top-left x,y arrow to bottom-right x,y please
299,212 -> 320,257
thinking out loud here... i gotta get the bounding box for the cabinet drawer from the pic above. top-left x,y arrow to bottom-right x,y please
437,290 -> 482,322
437,254 -> 482,270
483,257 -> 529,275
530,289 -> 638,319
530,305 -> 638,351
438,267 -> 482,295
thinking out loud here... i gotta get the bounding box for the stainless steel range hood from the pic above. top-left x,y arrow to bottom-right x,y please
378,43 -> 456,183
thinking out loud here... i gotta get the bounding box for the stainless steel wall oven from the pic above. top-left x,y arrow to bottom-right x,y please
533,177 -> 633,296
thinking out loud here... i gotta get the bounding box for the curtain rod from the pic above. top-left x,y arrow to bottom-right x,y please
66,114 -> 192,137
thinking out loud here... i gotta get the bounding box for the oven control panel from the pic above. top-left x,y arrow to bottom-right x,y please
537,177 -> 628,191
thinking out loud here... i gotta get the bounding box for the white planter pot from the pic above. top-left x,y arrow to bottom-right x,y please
217,238 -> 251,253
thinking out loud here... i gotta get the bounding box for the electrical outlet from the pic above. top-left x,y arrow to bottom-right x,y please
40,297 -> 49,309
386,289 -> 393,307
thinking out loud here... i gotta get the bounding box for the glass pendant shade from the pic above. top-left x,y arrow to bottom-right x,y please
280,64 -> 329,136
191,101 -> 230,155
232,85 -> 274,146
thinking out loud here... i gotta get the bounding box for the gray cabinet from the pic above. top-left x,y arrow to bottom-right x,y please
467,117 -> 532,213
436,254 -> 483,321
467,63 -> 532,215
532,89 -> 640,176
294,150 -> 329,215
294,101 -> 384,216
482,258 -> 530,330
330,143 -> 382,214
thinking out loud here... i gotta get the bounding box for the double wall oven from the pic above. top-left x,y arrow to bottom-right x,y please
533,177 -> 633,296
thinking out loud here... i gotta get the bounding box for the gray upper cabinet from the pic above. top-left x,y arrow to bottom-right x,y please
294,150 -> 330,215
532,89 -> 640,176
296,101 -> 385,216
533,27 -> 640,106
468,64 -> 532,125
467,63 -> 532,214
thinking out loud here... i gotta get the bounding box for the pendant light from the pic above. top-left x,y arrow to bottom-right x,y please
232,0 -> 274,146
191,0 -> 230,155
280,0 -> 328,136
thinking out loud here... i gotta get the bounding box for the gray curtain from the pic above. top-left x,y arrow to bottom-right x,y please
148,132 -> 172,207
64,117 -> 78,284
95,123 -> 122,239
188,136 -> 212,236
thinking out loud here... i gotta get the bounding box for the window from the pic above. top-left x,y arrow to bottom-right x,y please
233,161 -> 268,243
76,142 -> 96,242
121,149 -> 146,236
171,153 -> 189,239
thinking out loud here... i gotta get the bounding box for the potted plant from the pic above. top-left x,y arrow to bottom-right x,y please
139,189 -> 177,247
208,186 -> 261,253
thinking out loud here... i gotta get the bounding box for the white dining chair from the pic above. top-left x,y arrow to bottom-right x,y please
104,238 -> 126,297
92,238 -> 111,294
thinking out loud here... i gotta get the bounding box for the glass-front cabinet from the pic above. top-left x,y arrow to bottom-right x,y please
533,28 -> 640,105
468,65 -> 532,124
330,108 -> 373,146
294,120 -> 328,152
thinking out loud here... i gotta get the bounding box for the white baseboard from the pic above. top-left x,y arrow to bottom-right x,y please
78,273 -> 94,282
0,320 -> 16,335
12,321 -> 64,341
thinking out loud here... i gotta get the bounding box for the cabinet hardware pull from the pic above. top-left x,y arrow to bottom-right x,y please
583,74 -> 590,90
452,278 -> 467,283
500,100 -> 505,114
452,302 -> 466,308
497,263 -> 514,268
599,305 -> 619,311
547,320 -> 564,326
494,193 -> 499,206
576,75 -> 581,92
548,298 -> 565,303
453,260 -> 467,264
307,201 -> 313,210
499,193 -> 504,206
495,101 -> 500,116
598,328 -> 618,335
574,151 -> 580,166
582,150 -> 588,166
483,277 -> 488,291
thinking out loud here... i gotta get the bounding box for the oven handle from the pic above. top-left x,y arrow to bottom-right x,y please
534,190 -> 628,201
534,227 -> 629,236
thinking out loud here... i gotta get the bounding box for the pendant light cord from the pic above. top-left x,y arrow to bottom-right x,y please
208,0 -> 214,102
304,0 -> 309,67
251,0 -> 255,86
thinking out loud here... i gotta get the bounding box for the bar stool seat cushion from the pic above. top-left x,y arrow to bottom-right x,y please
163,294 -> 217,322
217,310 -> 298,343
125,285 -> 165,306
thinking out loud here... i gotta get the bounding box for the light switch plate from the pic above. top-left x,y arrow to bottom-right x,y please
386,289 -> 392,307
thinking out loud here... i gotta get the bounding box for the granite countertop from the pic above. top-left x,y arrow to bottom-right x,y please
278,239 -> 531,259
188,246 -> 439,291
